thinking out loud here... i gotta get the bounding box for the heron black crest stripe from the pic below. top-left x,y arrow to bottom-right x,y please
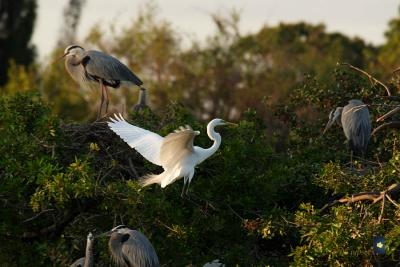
120,234 -> 130,243
67,45 -> 84,52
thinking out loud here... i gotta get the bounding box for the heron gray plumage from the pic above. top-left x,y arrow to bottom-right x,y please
324,99 -> 371,159
107,114 -> 235,196
62,45 -> 143,118
70,232 -> 94,267
106,225 -> 159,267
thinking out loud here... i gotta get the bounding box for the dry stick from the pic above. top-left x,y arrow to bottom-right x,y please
321,183 -> 400,213
378,193 -> 386,224
21,209 -> 55,224
372,121 -> 400,136
385,194 -> 400,208
340,62 -> 391,96
377,106 -> 400,122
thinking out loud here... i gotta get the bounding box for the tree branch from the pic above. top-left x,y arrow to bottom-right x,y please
340,62 -> 391,96
372,121 -> 400,136
320,183 -> 400,213
376,107 -> 400,122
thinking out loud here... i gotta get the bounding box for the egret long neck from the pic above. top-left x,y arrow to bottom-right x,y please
198,123 -> 221,163
84,238 -> 94,267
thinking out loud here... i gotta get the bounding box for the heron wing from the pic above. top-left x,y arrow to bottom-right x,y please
121,230 -> 160,267
342,100 -> 371,152
108,114 -> 163,166
159,127 -> 197,167
83,50 -> 143,85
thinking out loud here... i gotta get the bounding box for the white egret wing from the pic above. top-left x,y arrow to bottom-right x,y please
108,114 -> 164,166
160,126 -> 198,166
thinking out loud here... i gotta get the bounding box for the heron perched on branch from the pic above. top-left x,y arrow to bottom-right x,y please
324,99 -> 371,161
61,45 -> 144,118
107,114 -> 236,196
70,232 -> 94,267
104,225 -> 159,267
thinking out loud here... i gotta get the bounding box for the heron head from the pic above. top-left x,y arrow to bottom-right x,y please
87,232 -> 94,241
323,107 -> 343,134
212,118 -> 237,127
98,225 -> 127,237
61,45 -> 85,58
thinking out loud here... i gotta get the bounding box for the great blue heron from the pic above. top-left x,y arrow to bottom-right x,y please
70,232 -> 94,267
61,45 -> 144,118
105,225 -> 159,267
324,99 -> 371,161
107,114 -> 236,196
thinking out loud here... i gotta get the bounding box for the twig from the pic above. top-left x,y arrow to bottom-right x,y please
376,107 -> 400,122
321,183 -> 400,213
385,194 -> 400,208
340,62 -> 391,96
378,193 -> 385,223
372,121 -> 400,136
22,209 -> 55,224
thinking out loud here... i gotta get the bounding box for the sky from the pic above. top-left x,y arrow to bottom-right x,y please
32,0 -> 400,61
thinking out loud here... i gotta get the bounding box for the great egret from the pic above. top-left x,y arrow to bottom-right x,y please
70,232 -> 94,267
107,113 -> 235,196
61,45 -> 144,118
324,99 -> 371,160
105,225 -> 159,267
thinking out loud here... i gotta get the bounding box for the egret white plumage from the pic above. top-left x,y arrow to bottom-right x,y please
61,45 -> 144,118
107,114 -> 235,196
70,232 -> 94,267
324,99 -> 371,160
105,225 -> 159,267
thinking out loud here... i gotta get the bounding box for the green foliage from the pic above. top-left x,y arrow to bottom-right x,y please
3,4 -> 400,266
0,0 -> 37,85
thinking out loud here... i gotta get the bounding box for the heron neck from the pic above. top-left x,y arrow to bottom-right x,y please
84,238 -> 94,267
137,89 -> 146,105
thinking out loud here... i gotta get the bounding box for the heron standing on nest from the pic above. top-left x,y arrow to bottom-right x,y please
324,99 -> 371,162
61,45 -> 144,118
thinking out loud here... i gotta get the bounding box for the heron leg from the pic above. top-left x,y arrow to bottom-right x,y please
98,82 -> 105,119
105,86 -> 110,114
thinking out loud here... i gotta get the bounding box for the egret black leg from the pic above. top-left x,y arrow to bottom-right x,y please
181,181 -> 187,198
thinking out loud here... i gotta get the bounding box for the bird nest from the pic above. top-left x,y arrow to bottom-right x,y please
59,121 -> 152,183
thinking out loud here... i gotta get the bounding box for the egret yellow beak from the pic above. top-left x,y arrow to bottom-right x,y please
225,122 -> 237,127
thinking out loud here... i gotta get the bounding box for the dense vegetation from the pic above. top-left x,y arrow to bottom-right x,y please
2,2 -> 400,266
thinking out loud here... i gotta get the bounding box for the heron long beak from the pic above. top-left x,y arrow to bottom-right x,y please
52,53 -> 68,64
97,230 -> 112,237
323,119 -> 334,134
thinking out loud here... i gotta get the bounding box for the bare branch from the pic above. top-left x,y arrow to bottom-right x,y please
340,62 -> 391,96
376,107 -> 400,122
372,121 -> 400,136
321,183 -> 400,213
382,96 -> 400,101
22,209 -> 55,224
